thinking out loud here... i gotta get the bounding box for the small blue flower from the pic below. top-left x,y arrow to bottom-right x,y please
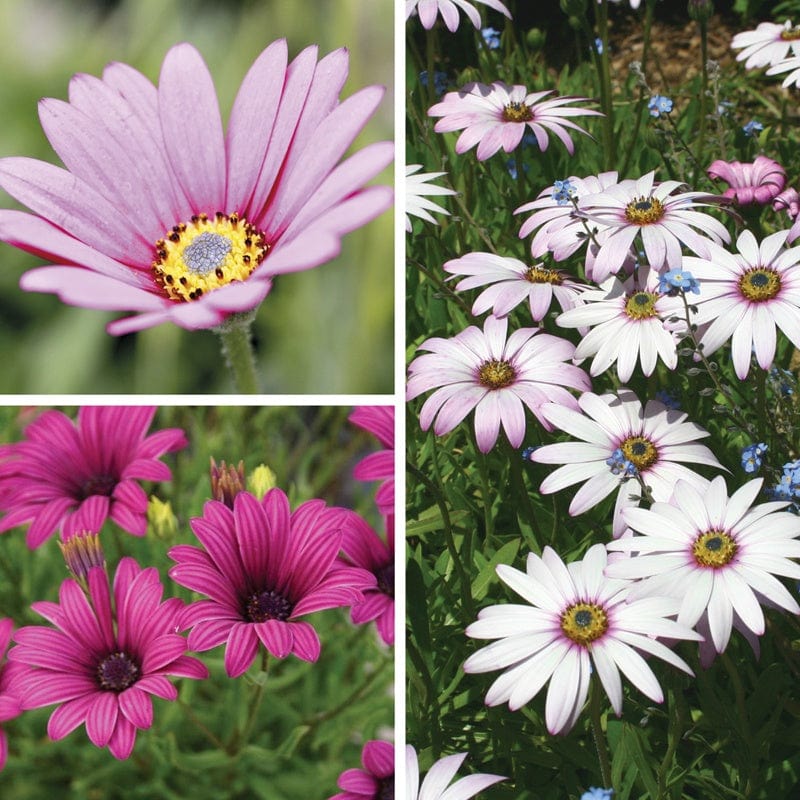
717,100 -> 734,116
655,390 -> 680,410
773,459 -> 800,500
522,446 -> 539,460
606,449 -> 638,478
521,132 -> 538,149
658,268 -> 700,295
593,37 -> 604,55
741,442 -> 767,474
481,27 -> 501,50
581,789 -> 614,800
419,70 -> 448,96
506,159 -> 529,180
742,120 -> 763,138
552,178 -> 577,206
648,95 -> 673,118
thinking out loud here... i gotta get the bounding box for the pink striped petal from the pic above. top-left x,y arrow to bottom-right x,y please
224,623 -> 259,678
85,691 -> 119,747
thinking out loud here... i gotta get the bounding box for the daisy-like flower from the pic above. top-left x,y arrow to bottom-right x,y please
0,407 -> 187,549
607,476 -> 800,666
350,406 -> 394,520
428,81 -> 601,161
406,315 -> 591,453
707,156 -> 786,206
406,165 -> 457,233
464,545 -> 701,735
444,252 -> 587,321
0,41 -> 392,334
169,489 -> 374,678
732,20 -> 800,70
555,265 -> 685,383
684,229 -> 800,379
405,0 -> 511,33
407,745 -> 505,800
766,54 -> 800,88
329,739 -> 394,800
8,557 -> 208,760
578,171 -> 730,282
0,619 -> 23,772
530,390 -> 723,537
773,187 -> 800,220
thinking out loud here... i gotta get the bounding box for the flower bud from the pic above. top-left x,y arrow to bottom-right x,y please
210,457 -> 245,508
59,531 -> 105,585
147,496 -> 178,540
248,464 -> 278,501
688,0 -> 713,22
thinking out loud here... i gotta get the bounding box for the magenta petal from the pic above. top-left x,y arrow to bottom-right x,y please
253,620 -> 292,659
107,715 -> 137,760
120,458 -> 171,482
118,686 -> 153,730
339,769 -> 379,793
165,655 -> 209,680
135,675 -> 177,701
140,634 -> 189,673
288,621 -> 320,662
63,495 -> 111,538
24,496 -> 74,549
85,691 -> 119,747
46,693 -> 97,740
362,739 -> 394,778
187,617 -> 236,652
224,623 -> 259,678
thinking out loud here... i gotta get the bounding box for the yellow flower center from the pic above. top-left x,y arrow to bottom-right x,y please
692,530 -> 738,568
738,268 -> 781,302
619,435 -> 659,470
525,265 -> 564,284
152,212 -> 268,302
624,291 -> 660,319
624,196 -> 665,225
502,101 -> 534,123
781,26 -> 800,41
478,359 -> 516,389
561,602 -> 608,646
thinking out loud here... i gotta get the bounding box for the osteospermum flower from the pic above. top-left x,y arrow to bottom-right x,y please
8,557 -> 208,760
530,390 -> 723,536
684,229 -> 800,379
407,745 -> 505,800
406,315 -> 591,453
555,265 -> 685,383
0,407 -> 187,549
405,0 -> 511,32
0,41 -> 392,333
349,406 -> 394,520
444,252 -> 587,321
732,20 -> 800,70
607,476 -> 800,666
464,545 -> 701,735
329,739 -> 394,800
578,171 -> 729,282
169,489 -> 374,677
766,54 -> 800,87
707,156 -> 786,205
406,165 -> 457,233
428,81 -> 600,161
0,619 -> 23,772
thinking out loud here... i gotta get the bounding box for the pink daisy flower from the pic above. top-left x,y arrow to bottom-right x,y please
407,746 -> 505,800
0,406 -> 187,549
428,82 -> 600,161
0,619 -> 24,772
169,489 -> 375,678
0,41 -> 392,334
329,739 -> 394,800
607,476 -> 800,667
684,229 -> 800,379
530,390 -> 723,537
406,315 -> 591,453
406,165 -> 456,233
732,20 -> 800,70
405,0 -> 511,32
464,545 -> 701,735
8,557 -> 208,760
578,171 -> 730,282
707,156 -> 786,205
443,252 -> 588,321
774,187 -> 800,220
349,406 -> 394,520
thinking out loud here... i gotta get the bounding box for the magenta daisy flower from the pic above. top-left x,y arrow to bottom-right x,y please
349,406 -> 394,519
578,171 -> 730,282
732,20 -> 800,69
329,739 -> 394,800
407,746 -> 505,800
607,476 -> 800,666
530,390 -> 723,537
707,156 -> 786,206
464,545 -> 701,735
405,0 -> 511,32
8,557 -> 208,760
443,252 -> 588,321
0,619 -> 23,772
406,315 -> 591,453
0,41 -> 392,334
428,82 -> 600,161
169,489 -> 375,677
684,229 -> 800,379
0,406 -> 187,549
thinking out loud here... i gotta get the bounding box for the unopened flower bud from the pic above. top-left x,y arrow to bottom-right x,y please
59,531 -> 105,585
688,0 -> 714,22
248,464 -> 278,501
147,496 -> 178,540
210,457 -> 245,508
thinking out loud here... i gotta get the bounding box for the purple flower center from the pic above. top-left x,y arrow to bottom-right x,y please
80,474 -> 117,499
96,651 -> 140,692
377,777 -> 394,800
245,589 -> 293,623
376,563 -> 395,598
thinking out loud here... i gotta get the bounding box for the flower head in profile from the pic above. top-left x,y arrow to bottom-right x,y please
707,156 -> 786,205
774,187 -> 800,220
169,489 -> 374,677
350,406 -> 394,520
464,545 -> 701,734
405,0 -> 511,33
607,476 -> 800,666
0,407 -> 187,549
407,315 -> 591,453
407,745 -> 505,800
329,739 -> 394,800
406,165 -> 456,233
429,81 -> 600,161
0,41 -> 392,334
8,557 -> 208,760
0,619 -> 24,772
732,20 -> 800,70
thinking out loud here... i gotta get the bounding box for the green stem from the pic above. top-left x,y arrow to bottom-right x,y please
590,677 -> 613,790
231,649 -> 270,753
177,698 -> 227,751
595,0 -> 615,169
505,438 -> 541,555
695,18 -> 709,184
215,311 -> 260,393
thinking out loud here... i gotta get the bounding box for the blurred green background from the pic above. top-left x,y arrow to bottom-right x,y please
0,0 -> 394,393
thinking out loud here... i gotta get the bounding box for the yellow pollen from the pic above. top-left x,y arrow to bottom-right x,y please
624,196 -> 665,225
624,291 -> 660,319
152,212 -> 269,302
560,602 -> 608,646
525,265 -> 564,285
781,26 -> 800,41
478,359 -> 516,389
502,101 -> 534,123
620,436 -> 659,470
738,268 -> 781,302
693,530 -> 738,568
